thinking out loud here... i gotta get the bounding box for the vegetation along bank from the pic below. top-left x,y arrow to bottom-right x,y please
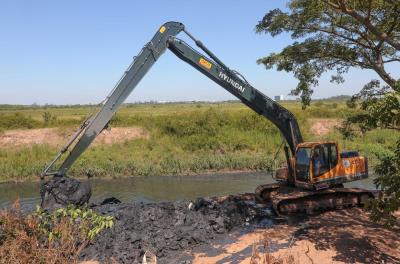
0,100 -> 396,182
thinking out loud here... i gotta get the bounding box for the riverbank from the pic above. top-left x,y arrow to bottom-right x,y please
80,200 -> 400,263
1,102 -> 397,183
81,195 -> 400,264
0,169 -> 396,263
0,167 -> 261,184
2,194 -> 397,264
190,208 -> 400,264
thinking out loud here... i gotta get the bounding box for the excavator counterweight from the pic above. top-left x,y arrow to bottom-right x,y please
41,21 -> 375,215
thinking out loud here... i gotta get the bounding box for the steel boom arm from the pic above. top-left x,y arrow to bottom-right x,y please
167,38 -> 302,154
42,21 -> 302,178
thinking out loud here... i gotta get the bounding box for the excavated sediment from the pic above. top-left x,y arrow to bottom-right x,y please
40,176 -> 92,211
80,195 -> 273,264
39,177 -> 274,263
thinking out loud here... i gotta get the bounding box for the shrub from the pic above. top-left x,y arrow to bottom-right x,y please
314,101 -> 324,107
42,111 -> 57,124
366,139 -> 400,226
0,200 -> 113,263
35,204 -> 114,241
161,109 -> 225,137
0,113 -> 39,130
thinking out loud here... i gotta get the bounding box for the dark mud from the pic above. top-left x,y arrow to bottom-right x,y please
80,195 -> 273,264
0,229 -> 5,246
39,177 -> 274,263
40,176 -> 91,211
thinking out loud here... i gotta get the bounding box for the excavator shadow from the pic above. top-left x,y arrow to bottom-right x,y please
289,208 -> 400,264
185,208 -> 400,264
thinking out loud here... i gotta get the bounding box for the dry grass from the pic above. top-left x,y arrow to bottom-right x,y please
0,127 -> 148,148
0,200 -> 86,264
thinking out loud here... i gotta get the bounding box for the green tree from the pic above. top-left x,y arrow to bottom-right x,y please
256,0 -> 399,225
366,140 -> 400,226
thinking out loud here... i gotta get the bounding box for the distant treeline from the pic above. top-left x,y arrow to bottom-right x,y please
0,95 -> 352,110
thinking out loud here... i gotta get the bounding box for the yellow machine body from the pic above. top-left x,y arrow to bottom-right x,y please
275,142 -> 368,190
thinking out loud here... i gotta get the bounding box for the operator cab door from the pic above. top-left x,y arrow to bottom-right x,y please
294,143 -> 339,183
311,143 -> 338,181
294,147 -> 312,182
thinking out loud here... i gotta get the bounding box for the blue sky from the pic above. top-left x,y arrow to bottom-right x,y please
0,1 -> 395,105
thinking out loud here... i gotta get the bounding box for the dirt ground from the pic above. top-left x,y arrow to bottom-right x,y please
191,208 -> 400,264
0,127 -> 148,148
0,118 -> 338,147
309,119 -> 340,136
79,208 -> 400,264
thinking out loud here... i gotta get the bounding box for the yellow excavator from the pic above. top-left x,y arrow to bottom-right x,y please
41,22 -> 375,215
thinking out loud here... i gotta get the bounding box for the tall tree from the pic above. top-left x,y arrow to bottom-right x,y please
256,0 -> 399,225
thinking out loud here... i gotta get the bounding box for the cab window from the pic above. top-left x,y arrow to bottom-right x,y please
312,143 -> 338,177
328,144 -> 338,168
295,147 -> 311,181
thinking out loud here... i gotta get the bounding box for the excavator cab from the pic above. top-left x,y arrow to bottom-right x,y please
311,143 -> 339,180
296,142 -> 338,182
276,142 -> 368,191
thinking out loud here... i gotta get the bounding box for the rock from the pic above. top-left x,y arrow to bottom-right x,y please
142,250 -> 157,264
40,176 -> 91,211
100,197 -> 121,205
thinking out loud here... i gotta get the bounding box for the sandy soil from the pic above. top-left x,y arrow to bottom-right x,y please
0,118 -> 338,147
0,127 -> 148,148
309,119 -> 341,136
191,208 -> 400,264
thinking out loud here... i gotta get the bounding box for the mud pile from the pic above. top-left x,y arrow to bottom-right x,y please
80,195 -> 272,264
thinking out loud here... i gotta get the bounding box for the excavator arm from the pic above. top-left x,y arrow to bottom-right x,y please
167,37 -> 302,153
41,21 -> 303,178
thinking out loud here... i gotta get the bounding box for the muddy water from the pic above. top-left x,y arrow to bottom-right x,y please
0,171 -> 377,212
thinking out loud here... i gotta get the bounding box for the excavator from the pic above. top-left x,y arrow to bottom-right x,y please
41,21 -> 375,215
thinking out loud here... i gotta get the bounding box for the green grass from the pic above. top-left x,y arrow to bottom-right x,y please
0,101 -> 396,182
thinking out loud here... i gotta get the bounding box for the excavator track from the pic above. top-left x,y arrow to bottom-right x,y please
255,183 -> 376,215
255,183 -> 280,203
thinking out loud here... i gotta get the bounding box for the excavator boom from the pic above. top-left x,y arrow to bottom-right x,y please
42,21 -> 302,177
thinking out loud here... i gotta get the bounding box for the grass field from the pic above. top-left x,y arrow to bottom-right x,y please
0,100 -> 396,182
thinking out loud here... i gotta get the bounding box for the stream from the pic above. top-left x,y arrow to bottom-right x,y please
0,171 -> 376,212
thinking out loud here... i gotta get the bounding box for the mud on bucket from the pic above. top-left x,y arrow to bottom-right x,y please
40,176 -> 92,211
